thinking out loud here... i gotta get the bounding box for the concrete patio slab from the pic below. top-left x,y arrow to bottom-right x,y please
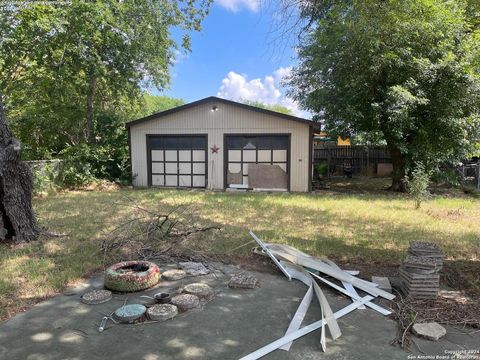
0,261 -> 478,360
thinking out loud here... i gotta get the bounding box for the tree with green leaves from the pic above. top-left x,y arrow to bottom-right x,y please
138,94 -> 185,118
288,0 -> 480,190
243,100 -> 293,115
0,0 -> 210,148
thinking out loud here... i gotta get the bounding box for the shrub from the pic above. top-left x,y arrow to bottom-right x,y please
404,162 -> 431,209
57,143 -> 131,188
314,162 -> 328,178
29,161 -> 63,195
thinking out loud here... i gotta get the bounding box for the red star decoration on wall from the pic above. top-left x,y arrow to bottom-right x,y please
210,144 -> 220,154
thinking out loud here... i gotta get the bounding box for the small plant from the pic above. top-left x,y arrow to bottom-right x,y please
404,162 -> 431,209
31,162 -> 60,196
314,162 -> 328,178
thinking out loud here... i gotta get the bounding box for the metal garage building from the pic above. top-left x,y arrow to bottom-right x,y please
126,97 -> 317,192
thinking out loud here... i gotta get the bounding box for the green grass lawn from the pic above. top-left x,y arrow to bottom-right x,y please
1,188 -> 479,320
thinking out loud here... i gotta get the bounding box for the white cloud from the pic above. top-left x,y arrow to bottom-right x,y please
216,67 -> 308,118
215,0 -> 260,12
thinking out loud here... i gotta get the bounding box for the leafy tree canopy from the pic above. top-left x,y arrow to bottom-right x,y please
242,100 -> 293,115
136,94 -> 185,118
288,0 -> 480,190
0,0 -> 210,157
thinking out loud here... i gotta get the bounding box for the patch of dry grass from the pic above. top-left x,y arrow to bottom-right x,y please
1,188 -> 479,321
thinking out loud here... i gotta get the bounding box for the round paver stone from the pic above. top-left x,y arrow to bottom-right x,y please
113,304 -> 146,323
183,283 -> 213,299
162,269 -> 187,281
147,304 -> 178,321
81,290 -> 112,305
171,294 -> 200,312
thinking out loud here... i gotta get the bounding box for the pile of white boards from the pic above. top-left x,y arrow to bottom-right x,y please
240,231 -> 395,360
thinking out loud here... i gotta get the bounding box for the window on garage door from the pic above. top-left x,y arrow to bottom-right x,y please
225,135 -> 289,188
148,135 -> 207,188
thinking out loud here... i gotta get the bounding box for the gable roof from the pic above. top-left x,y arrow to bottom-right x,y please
125,96 -> 319,129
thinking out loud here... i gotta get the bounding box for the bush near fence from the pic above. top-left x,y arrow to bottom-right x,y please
26,160 -> 63,194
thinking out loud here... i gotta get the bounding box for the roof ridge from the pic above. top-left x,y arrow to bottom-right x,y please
125,96 -> 318,129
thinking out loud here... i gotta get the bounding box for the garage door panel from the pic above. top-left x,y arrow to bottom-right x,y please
165,163 -> 178,174
243,150 -> 256,162
165,150 -> 177,161
152,175 -> 164,186
165,175 -> 177,186
179,176 -> 192,187
151,150 -> 164,162
228,163 -> 241,173
152,162 -> 164,174
193,163 -> 205,175
193,176 -> 205,187
273,150 -> 287,162
192,137 -> 206,149
179,150 -> 191,162
178,162 -> 191,174
257,150 -> 271,162
192,150 -> 205,162
164,137 -> 177,149
228,150 -> 241,162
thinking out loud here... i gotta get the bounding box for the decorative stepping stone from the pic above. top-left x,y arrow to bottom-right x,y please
113,304 -> 146,323
147,304 -> 178,321
412,322 -> 446,341
171,294 -> 200,312
179,262 -> 210,276
162,269 -> 187,281
81,290 -> 112,305
228,273 -> 258,289
183,283 -> 214,300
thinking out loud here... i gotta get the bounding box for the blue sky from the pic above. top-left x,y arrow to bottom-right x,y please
153,0 -> 306,116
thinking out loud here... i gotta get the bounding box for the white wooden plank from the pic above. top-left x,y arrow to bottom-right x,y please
239,295 -> 375,360
279,272 -> 313,351
323,259 -> 366,310
307,271 -> 392,316
264,244 -> 395,300
281,263 -> 341,346
249,231 -> 291,281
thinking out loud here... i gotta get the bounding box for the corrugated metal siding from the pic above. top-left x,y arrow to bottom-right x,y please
129,101 -> 311,192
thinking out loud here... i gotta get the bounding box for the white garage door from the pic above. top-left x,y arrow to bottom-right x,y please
148,135 -> 207,188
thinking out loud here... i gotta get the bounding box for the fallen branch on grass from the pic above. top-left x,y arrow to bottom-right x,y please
100,196 -> 220,261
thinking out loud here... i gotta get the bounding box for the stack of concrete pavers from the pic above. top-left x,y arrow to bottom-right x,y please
399,241 -> 443,299
408,241 -> 443,268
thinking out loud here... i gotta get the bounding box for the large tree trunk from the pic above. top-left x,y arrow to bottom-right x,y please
86,66 -> 96,144
389,145 -> 407,192
0,94 -> 39,242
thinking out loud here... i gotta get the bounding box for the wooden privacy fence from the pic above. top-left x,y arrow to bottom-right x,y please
313,146 -> 392,176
